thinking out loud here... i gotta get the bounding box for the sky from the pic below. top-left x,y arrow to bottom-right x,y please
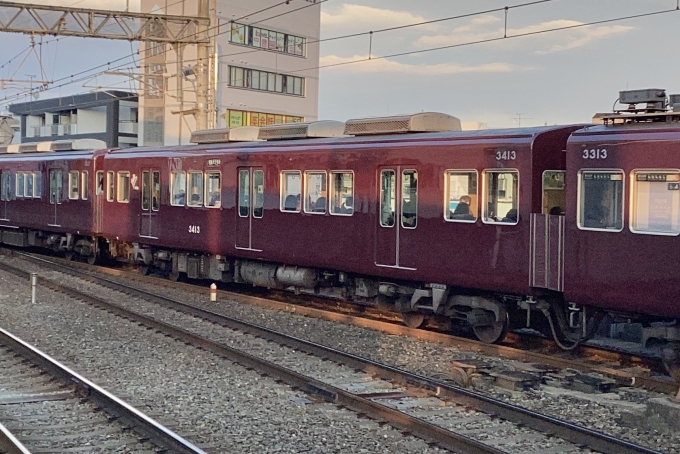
1,0 -> 680,128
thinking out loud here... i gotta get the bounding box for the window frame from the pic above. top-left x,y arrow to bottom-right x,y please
629,168 -> 680,236
329,170 -> 355,216
16,172 -> 24,198
33,171 -> 41,198
576,168 -> 625,232
482,168 -> 520,225
379,169 -> 396,228
444,169 -> 478,223
303,170 -> 327,215
280,170 -> 302,213
187,171 -> 204,207
68,170 -> 79,200
81,170 -> 88,200
170,171 -> 186,206
106,171 -> 114,202
204,171 -> 222,208
117,171 -> 131,203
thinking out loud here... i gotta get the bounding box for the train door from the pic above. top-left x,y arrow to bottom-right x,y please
235,167 -> 264,251
140,169 -> 160,238
375,166 -> 418,270
48,169 -> 63,226
0,170 -> 9,221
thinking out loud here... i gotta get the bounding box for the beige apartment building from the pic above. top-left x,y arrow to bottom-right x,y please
140,0 -> 321,146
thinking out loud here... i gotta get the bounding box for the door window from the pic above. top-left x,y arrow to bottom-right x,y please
239,170 -> 250,217
152,171 -> 160,211
543,170 -> 565,215
401,170 -> 417,228
380,170 -> 396,227
253,170 -> 264,218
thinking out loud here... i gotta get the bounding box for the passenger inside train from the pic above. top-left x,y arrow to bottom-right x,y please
450,195 -> 475,220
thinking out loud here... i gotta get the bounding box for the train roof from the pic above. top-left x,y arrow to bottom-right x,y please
106,124 -> 578,157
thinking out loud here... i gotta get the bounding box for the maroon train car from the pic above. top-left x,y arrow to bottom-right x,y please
565,117 -> 680,324
0,139 -> 107,260
90,115 -> 580,343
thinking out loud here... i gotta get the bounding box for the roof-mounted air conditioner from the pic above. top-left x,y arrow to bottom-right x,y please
257,120 -> 346,141
37,139 -> 107,152
190,126 -> 261,144
344,112 -> 461,136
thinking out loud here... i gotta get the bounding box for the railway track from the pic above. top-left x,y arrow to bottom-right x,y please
9,248 -> 673,395
0,324 -> 206,454
0,252 -> 666,454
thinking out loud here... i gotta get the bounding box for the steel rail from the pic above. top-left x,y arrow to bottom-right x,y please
0,261 -> 507,454
1,255 -> 665,454
0,322 -> 208,454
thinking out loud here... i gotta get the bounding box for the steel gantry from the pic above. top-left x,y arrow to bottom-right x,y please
0,0 -> 214,130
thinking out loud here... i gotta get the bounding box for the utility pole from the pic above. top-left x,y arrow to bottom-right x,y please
196,0 -> 210,130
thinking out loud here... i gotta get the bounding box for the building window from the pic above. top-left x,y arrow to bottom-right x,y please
229,22 -> 306,57
280,171 -> 301,212
578,170 -> 624,231
330,171 -> 354,215
445,171 -> 477,221
483,170 -> 519,224
630,170 -> 679,235
304,171 -> 327,214
229,66 -> 304,96
68,171 -> 79,200
117,171 -> 130,202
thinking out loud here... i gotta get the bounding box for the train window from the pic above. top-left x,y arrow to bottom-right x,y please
96,171 -> 104,196
330,171 -> 354,215
33,172 -> 41,198
304,171 -> 327,214
141,171 -> 150,209
380,170 -> 396,227
543,171 -> 565,215
238,170 -> 249,217
445,171 -> 477,222
483,170 -> 519,224
152,171 -> 160,211
25,172 -> 33,198
187,171 -> 203,207
81,171 -> 88,200
0,172 -> 9,201
117,172 -> 130,203
170,172 -> 186,206
578,170 -> 624,231
280,171 -> 301,212
49,170 -> 63,204
630,170 -> 680,235
68,171 -> 79,200
205,171 -> 221,208
106,171 -> 114,202
401,170 -> 418,228
253,170 -> 264,218
16,173 -> 24,198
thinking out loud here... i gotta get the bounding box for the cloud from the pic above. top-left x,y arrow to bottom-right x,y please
321,4 -> 439,31
319,54 -> 534,75
416,18 -> 634,54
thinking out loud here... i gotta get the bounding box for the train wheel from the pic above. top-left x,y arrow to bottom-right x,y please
137,265 -> 150,276
402,312 -> 426,329
472,314 -> 509,344
64,251 -> 75,261
167,271 -> 181,282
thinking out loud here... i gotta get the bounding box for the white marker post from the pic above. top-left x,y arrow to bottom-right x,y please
210,283 -> 217,302
31,273 -> 37,304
